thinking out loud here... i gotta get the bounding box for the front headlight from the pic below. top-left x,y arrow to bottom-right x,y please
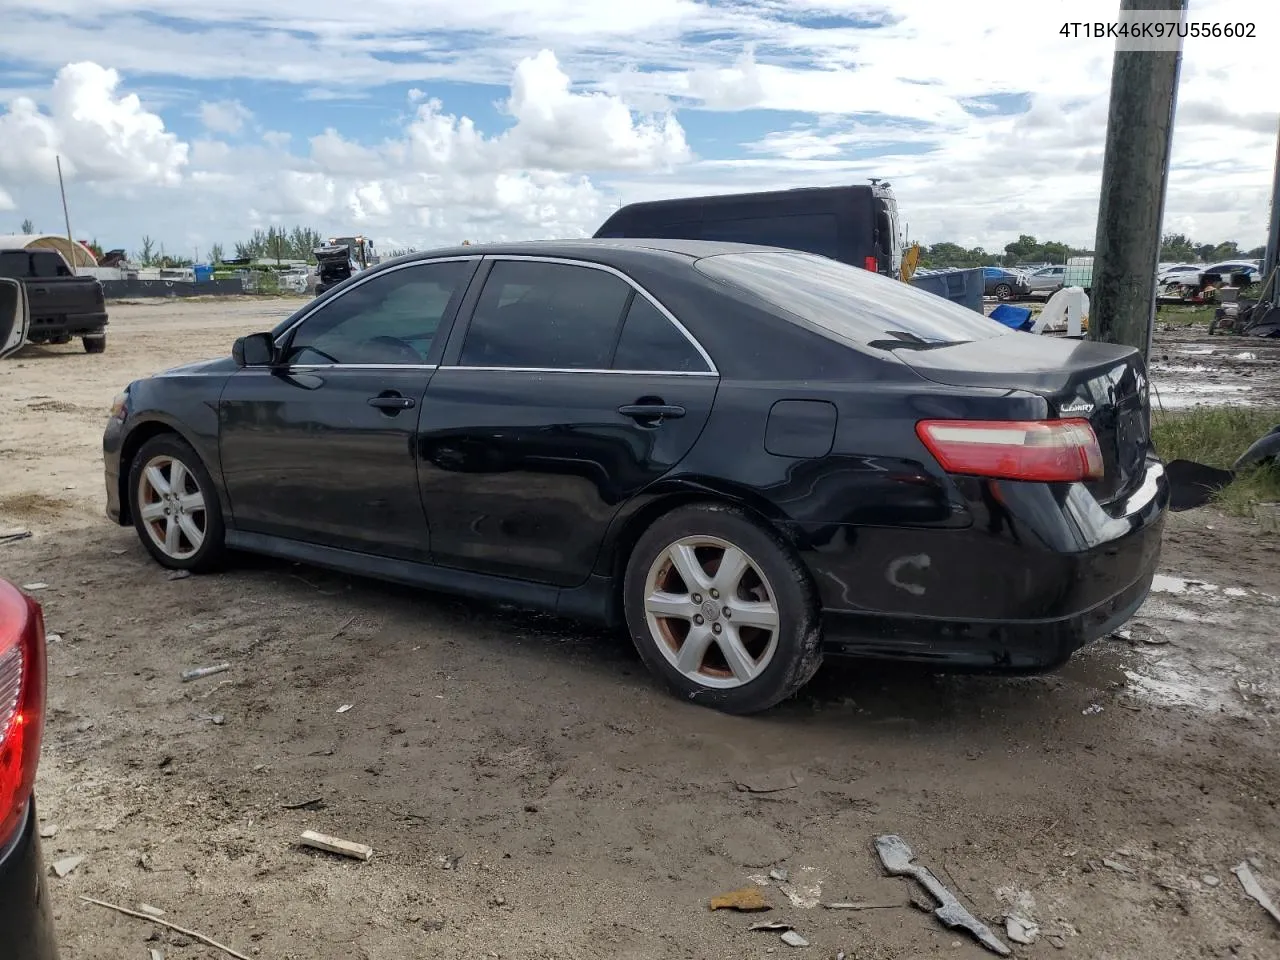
108,390 -> 129,422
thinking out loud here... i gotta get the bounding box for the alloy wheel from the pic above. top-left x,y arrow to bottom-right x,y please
642,535 -> 780,689
136,455 -> 207,561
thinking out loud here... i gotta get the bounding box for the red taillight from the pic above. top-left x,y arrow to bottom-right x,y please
0,581 -> 46,845
916,418 -> 1105,483
863,255 -> 878,271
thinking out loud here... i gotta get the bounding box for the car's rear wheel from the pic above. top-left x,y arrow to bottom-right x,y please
128,434 -> 225,571
623,504 -> 822,714
83,334 -> 106,354
994,283 -> 1013,301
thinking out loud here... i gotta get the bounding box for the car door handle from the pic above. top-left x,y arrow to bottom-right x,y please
368,393 -> 415,411
618,403 -> 685,422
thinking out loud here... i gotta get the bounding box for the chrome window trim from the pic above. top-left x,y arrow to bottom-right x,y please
272,255 -> 482,348
438,366 -> 717,378
279,363 -> 440,371
451,254 -> 720,377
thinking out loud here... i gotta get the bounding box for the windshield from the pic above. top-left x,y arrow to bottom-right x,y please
694,250 -> 1008,347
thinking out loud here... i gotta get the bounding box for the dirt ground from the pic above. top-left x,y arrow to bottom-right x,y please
2,300 -> 1278,960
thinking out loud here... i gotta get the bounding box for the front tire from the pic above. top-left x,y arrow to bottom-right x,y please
994,283 -> 1013,301
127,434 -> 226,571
623,504 -> 822,714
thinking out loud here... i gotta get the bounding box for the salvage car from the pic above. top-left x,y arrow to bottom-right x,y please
981,266 -> 1030,301
102,240 -> 1167,714
0,578 -> 57,959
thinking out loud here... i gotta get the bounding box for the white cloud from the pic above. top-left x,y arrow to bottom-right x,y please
0,61 -> 187,186
199,99 -> 253,135
0,186 -> 14,212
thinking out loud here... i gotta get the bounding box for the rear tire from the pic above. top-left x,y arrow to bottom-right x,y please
127,434 -> 226,572
83,334 -> 106,354
994,283 -> 1013,301
623,504 -> 822,714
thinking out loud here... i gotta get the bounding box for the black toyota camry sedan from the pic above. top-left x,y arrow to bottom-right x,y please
103,239 -> 1166,714
0,579 -> 57,958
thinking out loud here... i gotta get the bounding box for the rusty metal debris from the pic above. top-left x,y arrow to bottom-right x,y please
874,835 -> 1010,957
708,886 -> 770,912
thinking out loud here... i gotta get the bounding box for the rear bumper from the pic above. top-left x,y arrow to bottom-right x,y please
0,801 -> 60,960
29,311 -> 108,340
804,458 -> 1168,670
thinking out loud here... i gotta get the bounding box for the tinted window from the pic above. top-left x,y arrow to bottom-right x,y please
612,295 -> 709,373
459,260 -> 632,369
695,250 -> 1009,346
0,252 -> 29,279
699,214 -> 840,260
31,252 -> 71,277
284,260 -> 469,365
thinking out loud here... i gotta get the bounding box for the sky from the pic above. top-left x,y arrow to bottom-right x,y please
0,0 -> 1275,260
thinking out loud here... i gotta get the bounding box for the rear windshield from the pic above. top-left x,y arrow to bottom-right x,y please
694,250 -> 1008,346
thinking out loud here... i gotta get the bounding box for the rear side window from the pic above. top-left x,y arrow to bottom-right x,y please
0,252 -> 29,279
459,260 -> 632,369
612,295 -> 710,373
695,250 -> 1009,346
699,214 -> 839,260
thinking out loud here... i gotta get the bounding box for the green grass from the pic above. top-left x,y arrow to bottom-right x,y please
1152,406 -> 1280,517
1156,305 -> 1215,326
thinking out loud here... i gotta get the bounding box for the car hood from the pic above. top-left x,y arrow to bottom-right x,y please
155,356 -> 238,377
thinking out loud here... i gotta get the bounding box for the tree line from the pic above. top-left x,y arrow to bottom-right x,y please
918,233 -> 1267,270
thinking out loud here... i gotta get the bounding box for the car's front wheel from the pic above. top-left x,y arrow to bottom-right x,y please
127,433 -> 226,571
994,283 -> 1013,301
623,504 -> 822,714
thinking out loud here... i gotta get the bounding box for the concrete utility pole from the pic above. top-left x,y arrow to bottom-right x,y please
1088,0 -> 1188,356
1264,118 -> 1280,285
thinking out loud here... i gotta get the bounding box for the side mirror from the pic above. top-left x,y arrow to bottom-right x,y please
233,332 -> 277,368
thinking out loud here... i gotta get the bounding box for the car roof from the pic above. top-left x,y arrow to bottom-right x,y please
387,237 -> 777,267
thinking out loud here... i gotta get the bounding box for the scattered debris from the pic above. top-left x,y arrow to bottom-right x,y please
51,855 -> 85,878
439,854 -> 463,871
281,797 -> 326,811
1202,875 -> 1221,887
149,949 -> 165,960
1082,704 -> 1104,716
750,921 -> 792,932
874,835 -> 1011,957
21,582 -> 48,591
780,930 -> 810,948
336,704 -> 354,714
778,875 -> 823,910
1232,862 -> 1280,926
824,901 -> 902,911
709,887 -> 771,912
167,570 -> 191,581
490,893 -> 506,907
197,714 -> 225,725
46,633 -> 62,644
0,529 -> 32,544
299,830 -> 373,862
1047,935 -> 1067,949
139,904 -> 166,918
39,824 -> 58,839
1103,858 -> 1137,876
734,770 -> 799,794
1005,916 -> 1040,945
769,868 -> 789,882
80,896 -> 253,960
181,663 -> 230,683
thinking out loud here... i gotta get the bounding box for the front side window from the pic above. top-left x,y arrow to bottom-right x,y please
284,260 -> 470,365
458,260 -> 632,369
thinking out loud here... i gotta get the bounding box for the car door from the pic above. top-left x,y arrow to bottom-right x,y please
417,256 -> 719,587
218,257 -> 479,560
0,277 -> 30,359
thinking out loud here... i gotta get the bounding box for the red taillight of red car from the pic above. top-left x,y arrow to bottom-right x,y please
916,418 -> 1105,483
0,580 -> 46,845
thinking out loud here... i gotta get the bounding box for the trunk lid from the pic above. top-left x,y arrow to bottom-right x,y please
897,335 -> 1151,503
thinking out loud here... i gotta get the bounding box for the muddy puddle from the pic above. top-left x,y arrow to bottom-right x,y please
1148,332 -> 1280,409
